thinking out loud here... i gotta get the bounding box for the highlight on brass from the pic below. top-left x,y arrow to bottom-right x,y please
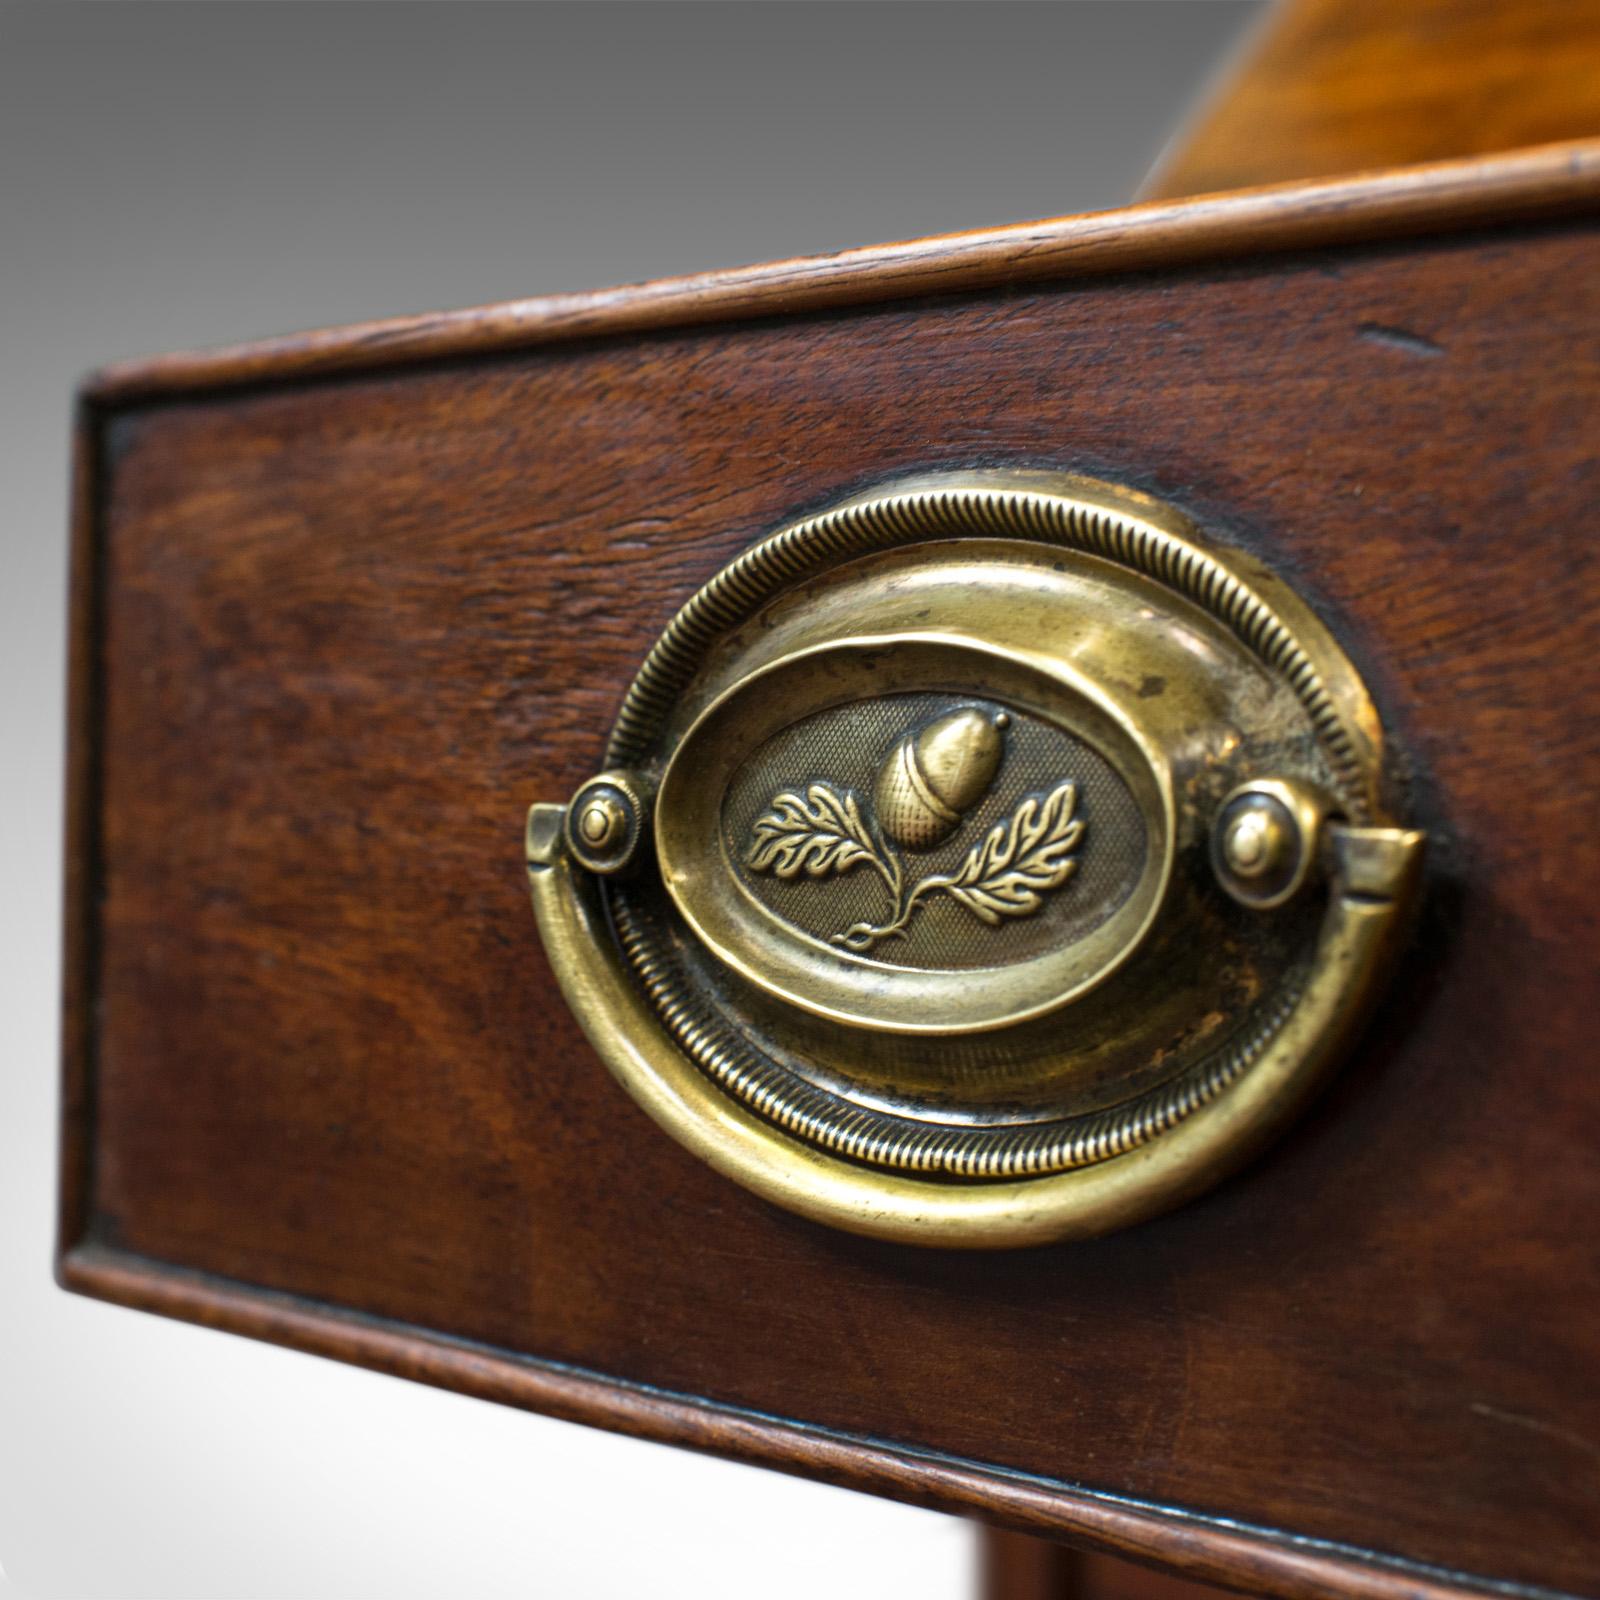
743,708 -> 1088,954
562,770 -> 650,876
524,470 -> 1424,1247
872,707 -> 1006,849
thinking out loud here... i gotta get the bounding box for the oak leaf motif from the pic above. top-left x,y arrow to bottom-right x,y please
940,781 -> 1084,925
745,783 -> 880,880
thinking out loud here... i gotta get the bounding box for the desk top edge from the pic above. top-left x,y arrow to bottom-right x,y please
80,137 -> 1600,406
60,1242 -> 1569,1600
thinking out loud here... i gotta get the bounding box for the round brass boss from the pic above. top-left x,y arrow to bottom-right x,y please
579,796 -> 623,846
562,771 -> 649,876
525,471 -> 1423,1246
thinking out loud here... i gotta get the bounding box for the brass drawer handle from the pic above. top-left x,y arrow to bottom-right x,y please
526,471 -> 1423,1246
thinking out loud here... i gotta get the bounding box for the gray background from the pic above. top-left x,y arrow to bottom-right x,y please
0,3 -> 1259,1595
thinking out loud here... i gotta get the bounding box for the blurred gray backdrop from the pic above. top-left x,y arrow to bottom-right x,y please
0,4 -> 1260,1596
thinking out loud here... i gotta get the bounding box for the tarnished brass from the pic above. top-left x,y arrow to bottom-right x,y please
563,770 -> 651,876
524,471 -> 1424,1246
1211,778 -> 1332,910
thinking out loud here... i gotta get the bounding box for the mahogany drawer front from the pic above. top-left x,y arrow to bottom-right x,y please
62,159 -> 1600,1600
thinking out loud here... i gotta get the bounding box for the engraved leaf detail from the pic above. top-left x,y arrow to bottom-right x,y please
744,765 -> 1085,953
940,781 -> 1084,925
746,783 -> 880,880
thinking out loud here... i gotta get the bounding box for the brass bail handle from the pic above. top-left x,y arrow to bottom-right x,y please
524,472 -> 1424,1246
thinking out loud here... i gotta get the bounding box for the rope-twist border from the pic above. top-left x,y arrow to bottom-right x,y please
602,480 -> 1360,1180
611,888 -> 1302,1180
605,485 -> 1370,820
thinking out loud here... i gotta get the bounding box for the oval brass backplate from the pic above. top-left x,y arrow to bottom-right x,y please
525,471 -> 1424,1247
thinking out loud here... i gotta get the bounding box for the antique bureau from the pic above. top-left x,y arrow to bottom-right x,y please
59,81 -> 1600,1600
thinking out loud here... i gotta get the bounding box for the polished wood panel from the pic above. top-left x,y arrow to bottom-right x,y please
1145,0 -> 1600,199
981,1528 -> 1230,1600
85,142 -> 1600,402
982,1527 -> 1082,1600
62,154 -> 1600,1599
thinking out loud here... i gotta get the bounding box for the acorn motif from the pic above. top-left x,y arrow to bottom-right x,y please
874,708 -> 1009,849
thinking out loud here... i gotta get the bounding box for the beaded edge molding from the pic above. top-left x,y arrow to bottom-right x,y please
601,478 -> 1354,1181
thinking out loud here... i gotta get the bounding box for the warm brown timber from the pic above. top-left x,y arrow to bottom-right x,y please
50,1248 -> 1564,1600
981,1527 -> 1085,1600
1144,0 -> 1600,200
62,151 -> 1600,1600
84,140 -> 1600,402
977,1528 -> 1239,1600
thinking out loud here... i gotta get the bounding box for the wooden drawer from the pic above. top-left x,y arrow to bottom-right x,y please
61,144 -> 1600,1599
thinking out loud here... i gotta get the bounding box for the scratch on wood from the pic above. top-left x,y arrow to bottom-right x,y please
1358,321 -> 1444,358
1470,1401 -> 1600,1465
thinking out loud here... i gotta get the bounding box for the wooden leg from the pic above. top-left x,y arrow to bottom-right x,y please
978,1526 -> 1085,1600
978,1525 -> 1238,1600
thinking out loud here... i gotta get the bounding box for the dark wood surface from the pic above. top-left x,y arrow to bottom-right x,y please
84,141 -> 1600,403
981,1527 -> 1232,1600
981,1527 -> 1083,1600
1144,0 -> 1600,200
62,154 -> 1600,1599
979,1523 -> 1228,1600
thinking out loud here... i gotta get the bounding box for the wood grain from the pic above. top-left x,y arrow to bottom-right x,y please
1145,0 -> 1600,200
981,1526 -> 1084,1600
54,1245 -> 1500,1600
62,158 -> 1600,1600
980,1528 -> 1233,1600
83,140 -> 1600,403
